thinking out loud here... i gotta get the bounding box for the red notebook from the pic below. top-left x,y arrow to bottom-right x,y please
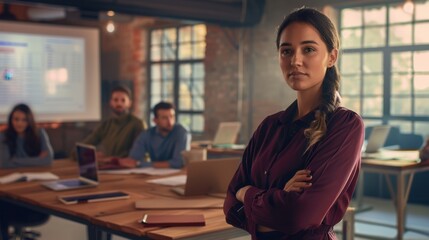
140,214 -> 206,227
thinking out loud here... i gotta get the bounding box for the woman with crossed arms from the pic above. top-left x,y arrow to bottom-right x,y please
224,7 -> 364,240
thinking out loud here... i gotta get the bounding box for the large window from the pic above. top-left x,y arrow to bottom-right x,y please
339,1 -> 429,136
148,24 -> 206,133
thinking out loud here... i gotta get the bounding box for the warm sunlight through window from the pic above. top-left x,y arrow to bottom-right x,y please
339,1 -> 429,136
149,24 -> 206,133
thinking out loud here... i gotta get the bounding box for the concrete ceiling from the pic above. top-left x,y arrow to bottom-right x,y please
9,0 -> 266,26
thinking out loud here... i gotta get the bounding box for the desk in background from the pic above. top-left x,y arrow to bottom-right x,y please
0,160 -> 247,240
357,157 -> 429,240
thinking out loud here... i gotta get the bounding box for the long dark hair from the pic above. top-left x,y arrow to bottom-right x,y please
276,7 -> 341,151
3,103 -> 41,157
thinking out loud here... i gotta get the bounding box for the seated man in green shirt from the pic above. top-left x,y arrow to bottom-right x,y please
73,85 -> 146,160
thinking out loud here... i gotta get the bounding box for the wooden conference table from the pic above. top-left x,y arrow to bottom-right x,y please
357,156 -> 429,240
0,160 -> 246,240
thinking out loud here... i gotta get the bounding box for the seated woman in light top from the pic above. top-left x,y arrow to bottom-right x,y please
0,103 -> 53,168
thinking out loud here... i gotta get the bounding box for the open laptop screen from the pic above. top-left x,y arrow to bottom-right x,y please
76,144 -> 98,182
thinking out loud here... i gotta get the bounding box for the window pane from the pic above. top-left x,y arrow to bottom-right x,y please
341,75 -> 360,95
179,96 -> 191,110
391,97 -> 411,115
178,114 -> 191,131
415,122 -> 429,138
364,6 -> 386,25
342,8 -> 362,27
415,98 -> 429,115
193,63 -> 204,78
363,97 -> 382,116
364,26 -> 385,47
163,95 -> 174,103
341,53 -> 361,74
192,114 -> 204,132
162,81 -> 174,97
364,120 -> 383,128
389,24 -> 412,46
162,45 -> 176,60
179,26 -> 192,43
193,80 -> 204,95
179,80 -> 191,96
392,52 -> 412,73
193,24 -> 207,42
363,52 -> 382,73
151,30 -> 162,45
151,64 -> 161,80
342,96 -> 360,113
179,43 -> 192,59
193,42 -> 206,59
389,120 -> 412,133
151,81 -> 161,95
341,29 -> 362,48
414,51 -> 429,72
162,28 -> 176,45
416,1 -> 429,20
192,96 -> 204,110
389,3 -> 412,24
363,74 -> 383,95
415,74 -> 429,95
415,23 -> 429,44
391,73 -> 411,95
179,64 -> 192,79
151,46 -> 161,61
161,64 -> 174,81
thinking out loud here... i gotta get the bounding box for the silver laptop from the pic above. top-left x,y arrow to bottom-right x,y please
364,125 -> 391,153
171,158 -> 241,197
362,125 -> 392,160
42,143 -> 99,191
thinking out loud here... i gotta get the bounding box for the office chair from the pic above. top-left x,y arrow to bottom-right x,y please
0,201 -> 49,240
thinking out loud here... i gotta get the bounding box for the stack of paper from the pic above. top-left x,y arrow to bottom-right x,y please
0,172 -> 59,184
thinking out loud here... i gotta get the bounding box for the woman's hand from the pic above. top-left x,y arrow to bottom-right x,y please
235,185 -> 251,203
283,169 -> 312,192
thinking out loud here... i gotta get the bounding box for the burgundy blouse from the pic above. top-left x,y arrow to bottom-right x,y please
223,101 -> 364,240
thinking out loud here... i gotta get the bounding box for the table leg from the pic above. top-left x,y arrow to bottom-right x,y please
396,173 -> 405,240
384,173 -> 414,240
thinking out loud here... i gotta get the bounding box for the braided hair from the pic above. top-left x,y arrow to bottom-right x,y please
276,7 -> 341,151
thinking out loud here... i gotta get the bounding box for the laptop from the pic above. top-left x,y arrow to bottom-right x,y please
195,122 -> 243,149
362,125 -> 391,159
171,158 -> 241,197
42,143 -> 99,191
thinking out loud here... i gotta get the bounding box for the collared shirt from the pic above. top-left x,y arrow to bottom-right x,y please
129,124 -> 191,169
0,128 -> 53,168
81,113 -> 146,158
223,101 -> 364,240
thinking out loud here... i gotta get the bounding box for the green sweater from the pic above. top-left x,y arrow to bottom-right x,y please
81,113 -> 146,158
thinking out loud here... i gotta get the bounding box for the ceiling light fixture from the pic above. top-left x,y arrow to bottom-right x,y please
106,20 -> 115,33
107,10 -> 115,17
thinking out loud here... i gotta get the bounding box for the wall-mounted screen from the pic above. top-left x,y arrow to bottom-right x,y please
0,20 -> 100,123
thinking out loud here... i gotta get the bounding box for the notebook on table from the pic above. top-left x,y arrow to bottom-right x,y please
42,143 -> 99,191
140,214 -> 206,227
171,157 -> 241,196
